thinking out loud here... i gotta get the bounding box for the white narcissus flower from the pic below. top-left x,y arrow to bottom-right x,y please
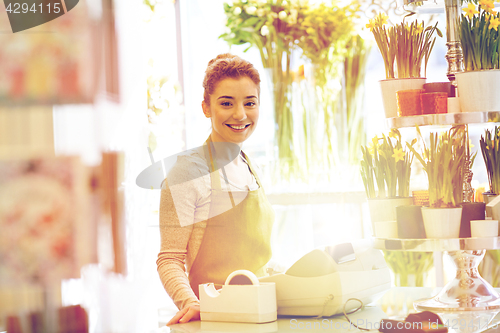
261,25 -> 270,36
233,6 -> 242,15
278,10 -> 287,20
246,6 -> 257,15
256,8 -> 265,17
282,0 -> 288,6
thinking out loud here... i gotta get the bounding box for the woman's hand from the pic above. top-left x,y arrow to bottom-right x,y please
167,304 -> 200,325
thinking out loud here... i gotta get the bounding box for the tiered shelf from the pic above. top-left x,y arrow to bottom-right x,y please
386,112 -> 500,129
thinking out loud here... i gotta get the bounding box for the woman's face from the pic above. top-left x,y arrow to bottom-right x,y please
202,76 -> 259,146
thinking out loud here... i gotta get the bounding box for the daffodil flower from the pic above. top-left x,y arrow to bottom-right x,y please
479,0 -> 495,12
366,19 -> 375,30
389,129 -> 399,139
393,148 -> 405,163
489,17 -> 500,31
378,13 -> 388,25
463,3 -> 479,19
368,139 -> 378,154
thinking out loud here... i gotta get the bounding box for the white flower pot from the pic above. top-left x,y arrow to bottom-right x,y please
421,207 -> 462,239
456,70 -> 500,112
368,197 -> 414,236
374,221 -> 398,238
379,78 -> 427,118
471,220 -> 499,238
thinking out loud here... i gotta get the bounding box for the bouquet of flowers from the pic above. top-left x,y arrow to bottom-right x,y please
220,0 -> 360,179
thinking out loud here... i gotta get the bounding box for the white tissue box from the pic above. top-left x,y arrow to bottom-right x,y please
199,270 -> 277,323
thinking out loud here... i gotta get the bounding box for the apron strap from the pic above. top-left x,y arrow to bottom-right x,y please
240,150 -> 263,188
204,136 -> 235,207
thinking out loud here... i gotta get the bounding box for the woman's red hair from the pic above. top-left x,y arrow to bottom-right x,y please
202,53 -> 260,105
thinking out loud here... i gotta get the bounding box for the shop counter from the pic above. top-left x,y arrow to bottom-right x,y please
161,287 -> 500,333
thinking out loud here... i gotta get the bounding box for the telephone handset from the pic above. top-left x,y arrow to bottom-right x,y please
259,239 -> 391,317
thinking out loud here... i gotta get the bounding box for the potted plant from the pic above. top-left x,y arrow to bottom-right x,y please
407,126 -> 467,238
480,126 -> 500,202
456,0 -> 500,112
366,13 -> 442,117
360,129 -> 415,236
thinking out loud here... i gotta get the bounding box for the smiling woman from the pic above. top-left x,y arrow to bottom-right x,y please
156,54 -> 275,325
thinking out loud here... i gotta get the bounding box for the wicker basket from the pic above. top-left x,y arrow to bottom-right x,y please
413,190 -> 429,207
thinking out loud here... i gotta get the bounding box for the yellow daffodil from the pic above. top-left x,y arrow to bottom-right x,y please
469,139 -> 475,149
489,17 -> 500,31
366,19 -> 375,30
368,137 -> 378,154
480,0 -> 495,12
393,148 -> 405,163
463,3 -> 479,19
378,13 -> 388,25
415,24 -> 423,34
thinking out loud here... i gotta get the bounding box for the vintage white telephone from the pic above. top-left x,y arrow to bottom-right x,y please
259,239 -> 391,317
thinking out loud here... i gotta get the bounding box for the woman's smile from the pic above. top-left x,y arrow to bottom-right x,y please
225,123 -> 252,131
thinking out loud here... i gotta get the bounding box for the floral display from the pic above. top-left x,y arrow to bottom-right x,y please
220,0 -> 361,179
460,0 -> 500,71
366,13 -> 442,79
360,129 -> 415,199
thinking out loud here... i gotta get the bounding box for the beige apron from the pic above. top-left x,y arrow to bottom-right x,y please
188,137 -> 274,298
